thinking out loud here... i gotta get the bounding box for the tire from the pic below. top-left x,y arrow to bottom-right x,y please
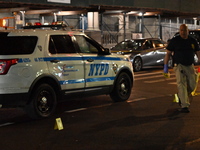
133,57 -> 142,72
110,72 -> 132,102
24,84 -> 57,119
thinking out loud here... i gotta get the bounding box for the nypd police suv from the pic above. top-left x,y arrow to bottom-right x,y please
0,25 -> 134,119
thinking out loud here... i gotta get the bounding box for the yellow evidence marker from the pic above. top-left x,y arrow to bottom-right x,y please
191,67 -> 200,96
54,118 -> 64,130
173,94 -> 179,103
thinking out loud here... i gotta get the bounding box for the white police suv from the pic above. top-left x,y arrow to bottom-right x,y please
0,25 -> 134,119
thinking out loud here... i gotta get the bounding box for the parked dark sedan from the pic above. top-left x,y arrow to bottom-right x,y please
111,38 -> 173,71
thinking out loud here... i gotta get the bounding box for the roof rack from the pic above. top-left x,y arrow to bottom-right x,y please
21,24 -> 70,30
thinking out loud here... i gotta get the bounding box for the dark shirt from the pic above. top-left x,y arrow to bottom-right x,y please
167,35 -> 199,66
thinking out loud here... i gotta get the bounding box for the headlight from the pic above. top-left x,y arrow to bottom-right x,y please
124,54 -> 133,62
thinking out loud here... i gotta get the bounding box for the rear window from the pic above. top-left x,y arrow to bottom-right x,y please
0,32 -> 38,55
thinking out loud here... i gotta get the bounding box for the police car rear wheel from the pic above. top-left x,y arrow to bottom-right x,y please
110,72 -> 132,102
25,84 -> 57,119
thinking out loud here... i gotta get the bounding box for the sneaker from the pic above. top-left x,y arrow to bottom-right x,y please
179,107 -> 190,113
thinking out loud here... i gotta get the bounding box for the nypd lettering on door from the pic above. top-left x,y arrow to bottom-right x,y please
88,64 -> 109,76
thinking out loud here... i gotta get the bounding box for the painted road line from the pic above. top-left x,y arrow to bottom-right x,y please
65,98 -> 148,114
127,98 -> 146,102
0,122 -> 15,127
65,108 -> 87,113
135,74 -> 175,81
135,71 -> 175,76
144,78 -> 175,83
186,138 -> 200,145
168,82 -> 177,84
90,103 -> 112,108
134,72 -> 163,77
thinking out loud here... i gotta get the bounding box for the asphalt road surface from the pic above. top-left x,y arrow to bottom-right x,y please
1,66 -> 200,150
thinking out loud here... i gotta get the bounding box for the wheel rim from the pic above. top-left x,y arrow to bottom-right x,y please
134,58 -> 142,71
168,57 -> 173,68
37,90 -> 54,115
119,76 -> 130,97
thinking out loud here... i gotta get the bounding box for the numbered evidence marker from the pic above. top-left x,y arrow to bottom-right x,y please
54,118 -> 64,130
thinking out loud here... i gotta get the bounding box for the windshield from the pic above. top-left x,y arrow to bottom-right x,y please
112,40 -> 145,51
0,32 -> 38,55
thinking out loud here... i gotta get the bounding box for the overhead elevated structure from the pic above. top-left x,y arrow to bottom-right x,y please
0,0 -> 199,45
0,0 -> 199,18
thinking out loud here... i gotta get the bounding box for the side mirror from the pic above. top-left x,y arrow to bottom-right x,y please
101,48 -> 111,55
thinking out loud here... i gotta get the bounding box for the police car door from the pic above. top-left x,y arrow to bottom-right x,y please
74,35 -> 114,88
46,34 -> 84,90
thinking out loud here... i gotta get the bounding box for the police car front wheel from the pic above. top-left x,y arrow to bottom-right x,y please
24,84 -> 57,119
110,72 -> 132,102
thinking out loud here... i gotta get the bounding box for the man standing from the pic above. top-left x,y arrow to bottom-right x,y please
164,24 -> 200,113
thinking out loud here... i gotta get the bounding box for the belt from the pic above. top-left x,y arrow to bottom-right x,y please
174,63 -> 193,67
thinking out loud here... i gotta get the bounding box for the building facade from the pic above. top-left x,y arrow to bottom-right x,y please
0,0 -> 200,47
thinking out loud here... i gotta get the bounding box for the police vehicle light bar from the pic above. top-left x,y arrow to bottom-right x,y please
22,24 -> 68,30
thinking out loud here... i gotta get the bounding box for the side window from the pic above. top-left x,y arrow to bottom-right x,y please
135,40 -> 144,50
120,41 -> 128,49
153,40 -> 165,47
112,42 -> 126,50
74,35 -> 98,53
49,35 -> 76,54
0,35 -> 37,55
127,41 -> 135,49
143,41 -> 153,49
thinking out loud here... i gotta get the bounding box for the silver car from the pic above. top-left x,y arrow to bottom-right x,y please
111,38 -> 172,71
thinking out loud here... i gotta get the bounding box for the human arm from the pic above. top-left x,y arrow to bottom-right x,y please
195,51 -> 200,64
163,49 -> 172,73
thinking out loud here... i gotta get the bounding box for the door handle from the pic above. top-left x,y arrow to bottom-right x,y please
86,58 -> 94,62
50,59 -> 60,63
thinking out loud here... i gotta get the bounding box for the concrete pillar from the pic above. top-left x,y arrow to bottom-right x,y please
194,18 -> 197,29
177,17 -> 179,29
169,19 -> 171,35
53,12 -> 57,22
80,14 -> 85,32
119,13 -> 129,41
100,13 -> 103,45
123,13 -> 126,40
141,13 -> 144,38
87,12 -> 99,30
41,16 -> 44,25
20,11 -> 25,26
158,14 -> 162,39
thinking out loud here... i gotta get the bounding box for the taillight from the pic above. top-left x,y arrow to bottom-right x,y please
34,22 -> 42,26
0,59 -> 18,75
